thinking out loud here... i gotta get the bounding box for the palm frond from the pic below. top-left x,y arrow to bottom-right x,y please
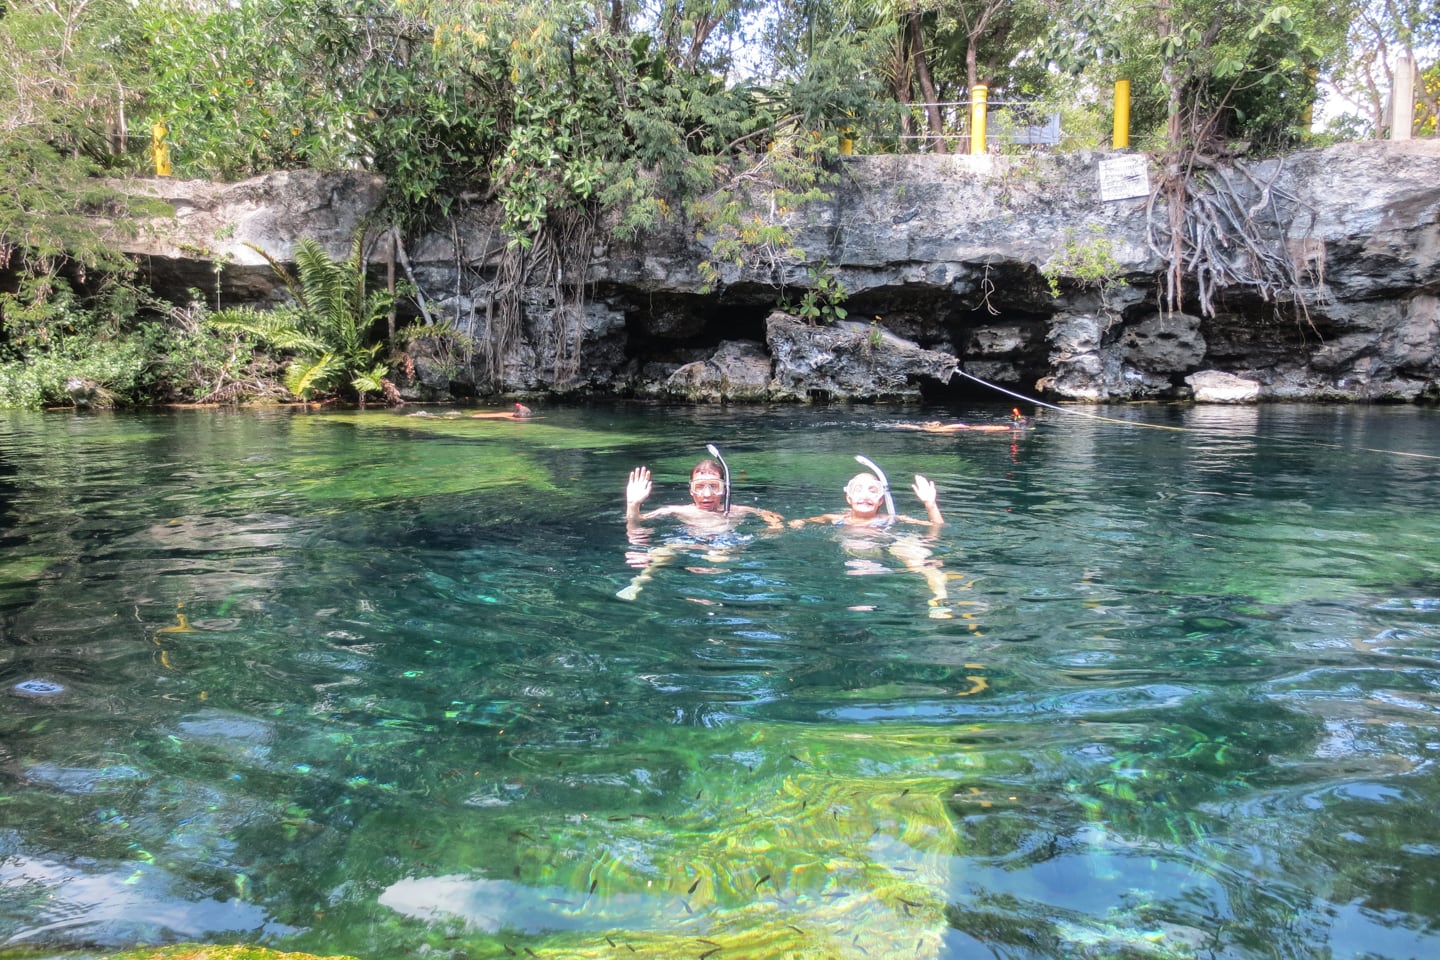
240,232 -> 396,401
284,352 -> 342,400
208,306 -> 327,354
351,361 -> 390,396
242,242 -> 303,303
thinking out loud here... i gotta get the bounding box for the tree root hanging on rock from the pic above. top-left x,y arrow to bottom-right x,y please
1148,154 -> 1327,332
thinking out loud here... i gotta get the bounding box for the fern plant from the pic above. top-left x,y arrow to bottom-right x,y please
209,236 -> 394,402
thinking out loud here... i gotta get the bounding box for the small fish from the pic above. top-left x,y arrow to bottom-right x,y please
695,939 -> 719,946
754,873 -> 771,890
699,949 -> 720,960
503,946 -> 516,956
526,949 -> 540,959
688,876 -> 701,894
605,937 -> 616,948
681,898 -> 694,915
589,878 -> 598,894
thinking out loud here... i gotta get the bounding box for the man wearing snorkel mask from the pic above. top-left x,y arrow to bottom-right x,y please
618,459 -> 783,601
625,460 -> 783,528
788,472 -> 943,528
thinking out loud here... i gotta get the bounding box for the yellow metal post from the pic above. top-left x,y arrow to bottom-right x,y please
1113,80 -> 1131,149
151,121 -> 172,177
970,85 -> 988,155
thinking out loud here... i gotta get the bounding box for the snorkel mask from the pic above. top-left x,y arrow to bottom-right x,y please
853,454 -> 896,518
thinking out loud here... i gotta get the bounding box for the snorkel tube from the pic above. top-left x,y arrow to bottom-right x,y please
854,454 -> 896,518
705,443 -> 731,516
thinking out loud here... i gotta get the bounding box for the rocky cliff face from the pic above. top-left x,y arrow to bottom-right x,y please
119,140 -> 1440,403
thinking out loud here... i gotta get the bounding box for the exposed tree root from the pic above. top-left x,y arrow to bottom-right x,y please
1148,153 -> 1327,333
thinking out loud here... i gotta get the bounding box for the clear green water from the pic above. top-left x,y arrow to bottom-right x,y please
2,403 -> 1440,960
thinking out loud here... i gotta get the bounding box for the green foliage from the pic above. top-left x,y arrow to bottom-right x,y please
692,129 -> 837,293
208,238 -> 394,402
781,261 -> 850,325
393,318 -> 475,382
1050,0 -> 1350,155
0,0 -> 150,168
1326,0 -> 1439,139
866,318 -> 884,350
1041,226 -> 1127,299
0,281 -> 281,409
135,294 -> 288,404
0,267 -> 142,408
0,335 -> 148,409
0,0 -> 151,307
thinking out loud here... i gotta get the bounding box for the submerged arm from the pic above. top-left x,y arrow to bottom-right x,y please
734,504 -> 785,527
788,512 -> 846,529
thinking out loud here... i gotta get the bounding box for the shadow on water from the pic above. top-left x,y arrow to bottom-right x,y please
3,403 -> 1440,959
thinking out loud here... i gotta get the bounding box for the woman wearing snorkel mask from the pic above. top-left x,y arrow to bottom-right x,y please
787,472 -> 943,529
789,468 -> 951,618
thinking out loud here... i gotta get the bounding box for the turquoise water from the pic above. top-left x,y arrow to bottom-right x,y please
2,403 -> 1440,959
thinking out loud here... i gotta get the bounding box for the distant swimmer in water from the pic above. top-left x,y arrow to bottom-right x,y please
619,455 -> 783,600
470,402 -> 534,420
790,459 -> 952,617
894,407 -> 1030,434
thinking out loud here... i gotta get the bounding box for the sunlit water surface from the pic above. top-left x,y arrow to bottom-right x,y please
3,403 -> 1440,960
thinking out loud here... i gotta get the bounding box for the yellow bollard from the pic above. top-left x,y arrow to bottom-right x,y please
151,120 -> 172,177
1113,80 -> 1131,149
970,85 -> 988,155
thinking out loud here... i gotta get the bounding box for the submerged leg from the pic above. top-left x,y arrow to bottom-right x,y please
890,536 -> 952,619
617,543 -> 682,601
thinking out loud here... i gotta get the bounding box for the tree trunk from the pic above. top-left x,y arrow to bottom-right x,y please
907,14 -> 948,154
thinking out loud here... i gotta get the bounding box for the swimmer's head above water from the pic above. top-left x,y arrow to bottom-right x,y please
844,472 -> 888,520
688,459 -> 727,513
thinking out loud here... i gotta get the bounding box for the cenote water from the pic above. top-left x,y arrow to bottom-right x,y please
3,402 -> 1440,960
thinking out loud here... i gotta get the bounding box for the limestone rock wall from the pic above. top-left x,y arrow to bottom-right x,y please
118,140 -> 1440,403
